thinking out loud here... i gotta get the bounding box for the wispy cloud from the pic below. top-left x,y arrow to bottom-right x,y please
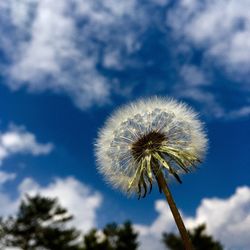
0,124 -> 53,165
167,1 -> 250,119
151,0 -> 169,6
176,88 -> 225,118
0,0 -> 146,109
227,106 -> 250,119
167,0 -> 250,78
0,171 -> 16,184
180,65 -> 208,87
1,0 -> 250,120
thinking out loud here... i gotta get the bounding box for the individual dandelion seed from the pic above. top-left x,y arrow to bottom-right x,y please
95,97 -> 207,250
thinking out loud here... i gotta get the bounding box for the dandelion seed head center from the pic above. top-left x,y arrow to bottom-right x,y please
131,131 -> 166,161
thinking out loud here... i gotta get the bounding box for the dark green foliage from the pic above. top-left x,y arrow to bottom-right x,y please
82,229 -> 110,250
0,195 -> 80,250
116,221 -> 138,250
83,221 -> 138,250
103,223 -> 119,249
1,194 -> 223,250
162,224 -> 223,250
0,195 -> 139,250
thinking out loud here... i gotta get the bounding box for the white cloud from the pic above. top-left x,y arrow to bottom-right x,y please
1,172 -> 250,250
0,124 -> 53,165
135,200 -> 175,250
20,177 -> 102,233
136,186 -> 250,250
180,65 -> 208,86
2,0 -> 249,119
227,106 -> 250,119
167,0 -> 250,77
150,0 -> 169,7
0,176 -> 102,233
166,0 -> 250,120
174,87 -> 225,118
0,0 -> 147,109
5,248 -> 21,250
185,186 -> 250,250
176,86 -> 250,120
0,187 -> 20,217
0,171 -> 19,217
7,0 -> 111,109
0,171 -> 16,184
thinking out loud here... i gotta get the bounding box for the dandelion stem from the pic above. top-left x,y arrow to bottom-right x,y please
156,170 -> 193,250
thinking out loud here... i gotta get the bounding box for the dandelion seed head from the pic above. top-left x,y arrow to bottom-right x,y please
95,97 -> 208,197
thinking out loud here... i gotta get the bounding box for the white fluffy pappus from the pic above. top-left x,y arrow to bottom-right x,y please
95,97 -> 208,198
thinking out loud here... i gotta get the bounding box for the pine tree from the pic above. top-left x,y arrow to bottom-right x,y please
103,223 -> 118,249
0,195 -> 80,250
116,221 -> 138,250
83,221 -> 138,250
83,229 -> 110,250
162,224 -> 223,250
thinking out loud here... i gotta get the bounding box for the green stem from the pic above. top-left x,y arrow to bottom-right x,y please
156,170 -> 193,250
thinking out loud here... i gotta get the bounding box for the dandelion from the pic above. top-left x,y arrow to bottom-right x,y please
95,97 -> 207,250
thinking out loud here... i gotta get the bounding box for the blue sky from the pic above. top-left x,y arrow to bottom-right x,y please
0,1 -> 250,249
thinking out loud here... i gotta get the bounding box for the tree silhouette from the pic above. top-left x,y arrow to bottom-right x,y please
116,221 -> 138,250
103,223 -> 118,249
83,221 -> 138,250
162,224 -> 223,250
0,195 -> 80,250
82,229 -> 110,250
